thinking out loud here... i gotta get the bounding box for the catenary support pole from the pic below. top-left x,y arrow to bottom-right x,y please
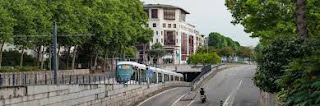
53,21 -> 58,84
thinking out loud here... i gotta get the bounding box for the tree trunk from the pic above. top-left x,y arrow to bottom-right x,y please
143,44 -> 146,64
89,51 -> 94,70
103,49 -> 108,72
106,50 -> 109,72
66,46 -> 71,69
0,41 -> 4,69
57,46 -> 61,70
49,46 -> 52,71
94,53 -> 98,71
20,46 -> 25,67
36,45 -> 41,68
40,46 -> 45,70
111,53 -> 115,72
71,46 -> 77,70
296,0 -> 307,39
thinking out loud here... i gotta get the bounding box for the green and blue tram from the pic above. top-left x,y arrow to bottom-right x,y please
116,61 -> 184,84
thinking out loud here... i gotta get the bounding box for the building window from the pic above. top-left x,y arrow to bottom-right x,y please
151,9 -> 158,18
156,31 -> 158,35
153,23 -> 156,27
161,38 -> 163,43
164,9 -> 175,20
168,24 -> 171,28
164,31 -> 176,46
173,24 -> 176,28
176,39 -> 178,43
161,31 -> 163,35
156,39 -> 159,43
163,23 -> 166,28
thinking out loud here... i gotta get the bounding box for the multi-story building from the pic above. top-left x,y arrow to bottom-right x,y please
142,4 -> 204,64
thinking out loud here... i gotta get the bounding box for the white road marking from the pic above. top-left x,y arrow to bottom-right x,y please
187,98 -> 195,106
171,91 -> 189,106
137,88 -> 179,106
223,80 -> 242,106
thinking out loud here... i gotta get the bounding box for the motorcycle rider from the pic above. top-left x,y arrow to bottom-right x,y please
200,88 -> 205,95
200,88 -> 206,103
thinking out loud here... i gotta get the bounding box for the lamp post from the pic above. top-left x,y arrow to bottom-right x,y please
52,21 -> 58,84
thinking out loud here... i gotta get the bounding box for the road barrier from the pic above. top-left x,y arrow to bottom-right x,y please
190,64 -> 224,91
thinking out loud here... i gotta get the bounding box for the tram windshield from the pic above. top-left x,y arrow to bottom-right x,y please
116,64 -> 133,83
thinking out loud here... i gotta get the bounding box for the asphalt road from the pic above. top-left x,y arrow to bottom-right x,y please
190,65 -> 259,106
137,87 -> 190,106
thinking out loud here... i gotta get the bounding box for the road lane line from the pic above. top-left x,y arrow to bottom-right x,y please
171,91 -> 189,106
187,98 -> 195,106
223,80 -> 242,106
137,88 -> 179,106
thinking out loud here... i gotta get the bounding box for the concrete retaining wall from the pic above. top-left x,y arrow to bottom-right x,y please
0,81 -> 190,106
259,91 -> 283,106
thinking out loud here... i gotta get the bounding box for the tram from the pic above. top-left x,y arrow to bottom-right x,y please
116,61 -> 184,83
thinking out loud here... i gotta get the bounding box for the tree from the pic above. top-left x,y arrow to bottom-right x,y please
253,36 -> 307,93
148,43 -> 165,65
188,53 -> 221,66
226,0 -> 320,105
29,0 -> 52,69
208,32 -> 240,51
236,46 -> 252,58
254,43 -> 264,53
196,46 -> 217,53
218,47 -> 234,57
7,0 -> 38,67
0,1 -> 16,68
225,0 -> 320,42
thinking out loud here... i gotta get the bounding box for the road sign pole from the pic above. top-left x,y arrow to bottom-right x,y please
53,21 -> 58,84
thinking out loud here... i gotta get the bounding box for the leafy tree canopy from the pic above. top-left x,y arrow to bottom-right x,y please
208,32 -> 240,51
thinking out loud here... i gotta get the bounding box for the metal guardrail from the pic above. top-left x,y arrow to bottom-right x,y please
0,72 -> 118,86
0,70 -> 178,86
191,64 -> 223,91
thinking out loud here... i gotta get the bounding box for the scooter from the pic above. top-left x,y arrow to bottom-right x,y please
200,95 -> 206,103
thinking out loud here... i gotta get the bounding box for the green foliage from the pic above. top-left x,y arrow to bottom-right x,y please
254,43 -> 264,53
0,1 -> 16,43
0,0 -> 152,69
237,46 -> 253,58
253,36 -> 308,93
148,43 -> 165,59
217,47 -> 234,57
208,32 -> 240,57
187,52 -> 221,66
124,47 -> 137,58
226,0 -> 320,105
276,37 -> 320,105
225,0 -> 296,40
225,0 -> 320,41
196,46 -> 217,53
208,32 -> 240,51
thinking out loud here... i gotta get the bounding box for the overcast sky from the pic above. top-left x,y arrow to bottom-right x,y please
142,0 -> 260,47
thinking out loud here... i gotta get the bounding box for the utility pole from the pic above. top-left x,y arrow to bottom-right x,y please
52,21 -> 58,84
